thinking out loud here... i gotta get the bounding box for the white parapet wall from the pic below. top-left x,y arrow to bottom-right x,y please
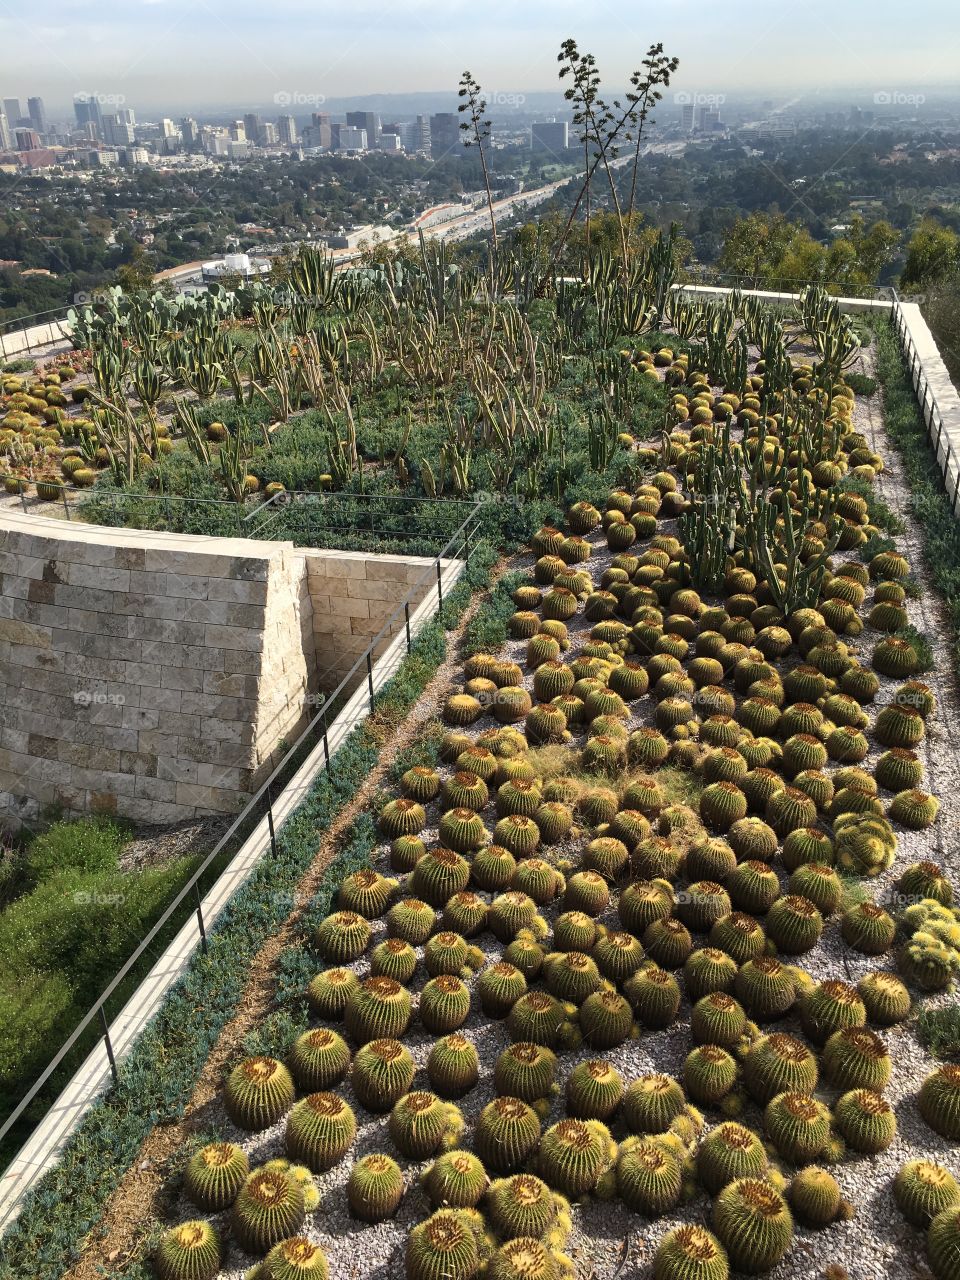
0,317 -> 72,360
0,510 -> 457,827
672,283 -> 894,314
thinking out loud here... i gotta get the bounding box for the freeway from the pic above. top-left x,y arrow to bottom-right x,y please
153,139 -> 685,290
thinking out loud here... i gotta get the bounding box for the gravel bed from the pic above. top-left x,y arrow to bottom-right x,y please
169,331 -> 959,1280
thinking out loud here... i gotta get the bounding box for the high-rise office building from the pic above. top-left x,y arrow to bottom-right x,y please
338,125 -> 366,151
0,110 -> 11,151
230,120 -> 246,142
310,112 -> 332,148
15,128 -> 41,151
27,96 -> 46,136
277,114 -> 298,144
261,121 -> 277,145
681,103 -> 695,131
104,114 -> 135,146
695,105 -> 720,132
74,94 -> 103,138
429,112 -> 459,159
180,116 -> 199,147
243,113 -> 261,144
531,121 -> 568,154
3,98 -> 22,127
346,110 -> 379,146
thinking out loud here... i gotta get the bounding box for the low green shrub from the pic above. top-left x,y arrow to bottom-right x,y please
917,1006 -> 960,1060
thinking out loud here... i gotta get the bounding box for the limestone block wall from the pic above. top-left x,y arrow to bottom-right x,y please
303,549 -> 443,688
0,511 -> 315,826
0,512 -> 454,828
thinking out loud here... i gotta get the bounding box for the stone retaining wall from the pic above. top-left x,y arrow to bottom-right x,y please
0,511 -> 448,827
303,548 -> 443,687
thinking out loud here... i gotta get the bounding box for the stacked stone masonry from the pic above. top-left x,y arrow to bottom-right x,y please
0,511 -> 442,826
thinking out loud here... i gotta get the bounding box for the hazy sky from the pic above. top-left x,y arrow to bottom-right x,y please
1,0 -> 956,116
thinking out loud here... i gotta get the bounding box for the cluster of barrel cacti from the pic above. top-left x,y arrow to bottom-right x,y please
153,343 -> 960,1280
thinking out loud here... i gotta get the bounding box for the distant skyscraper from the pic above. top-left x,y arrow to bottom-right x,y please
310,112 -> 332,148
531,121 -> 568,154
3,98 -> 22,127
27,96 -> 46,136
681,103 -> 695,131
429,112 -> 459,159
0,110 -> 11,151
243,113 -> 261,144
261,121 -> 277,145
104,114 -> 135,146
15,128 -> 41,151
277,114 -> 298,145
346,110 -> 379,146
181,117 -> 199,147
74,94 -> 103,139
695,105 -> 720,132
230,120 -> 246,142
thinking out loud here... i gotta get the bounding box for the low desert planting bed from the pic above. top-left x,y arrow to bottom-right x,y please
54,299 -> 960,1280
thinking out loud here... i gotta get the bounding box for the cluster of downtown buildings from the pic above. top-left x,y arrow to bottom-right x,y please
0,92 -> 576,172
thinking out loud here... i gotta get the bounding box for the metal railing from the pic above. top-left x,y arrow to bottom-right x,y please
0,307 -> 72,359
19,486 -> 479,554
890,286 -> 960,515
0,496 -> 482,1164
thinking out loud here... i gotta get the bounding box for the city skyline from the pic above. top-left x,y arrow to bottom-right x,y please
0,0 -> 957,113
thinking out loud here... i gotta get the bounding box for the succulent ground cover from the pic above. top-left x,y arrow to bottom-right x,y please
135,310 -> 960,1280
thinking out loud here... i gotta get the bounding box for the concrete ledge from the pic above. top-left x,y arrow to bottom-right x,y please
673,283 -> 894,314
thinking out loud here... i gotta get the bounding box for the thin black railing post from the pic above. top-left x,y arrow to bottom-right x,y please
194,882 -> 208,954
436,558 -> 443,608
266,784 -> 278,857
322,710 -> 330,767
404,601 -> 412,651
99,1006 -> 119,1086
366,651 -> 375,712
